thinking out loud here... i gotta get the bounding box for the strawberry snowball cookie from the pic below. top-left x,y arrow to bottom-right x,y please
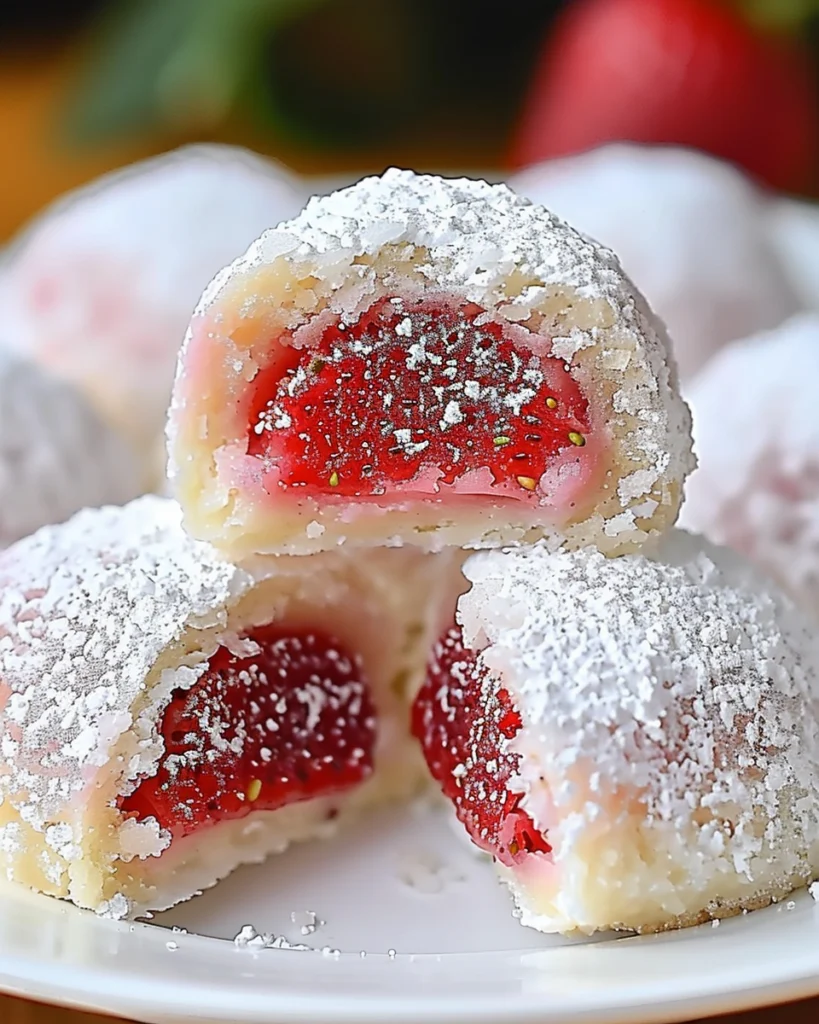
511,145 -> 800,380
680,314 -> 819,616
0,349 -> 140,546
0,496 -> 460,917
413,532 -> 819,935
0,145 -> 304,486
169,169 -> 693,557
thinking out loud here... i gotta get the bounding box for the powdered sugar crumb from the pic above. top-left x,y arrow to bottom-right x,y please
233,921 -> 332,952
233,924 -> 311,951
290,909 -> 324,935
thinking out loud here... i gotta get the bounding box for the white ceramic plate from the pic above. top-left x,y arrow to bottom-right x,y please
1,801 -> 819,1024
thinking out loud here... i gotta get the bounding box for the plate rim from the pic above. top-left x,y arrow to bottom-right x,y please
3,951 -> 819,1024
2,891 -> 819,1024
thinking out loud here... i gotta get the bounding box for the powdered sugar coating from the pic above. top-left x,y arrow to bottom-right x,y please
0,349 -> 140,545
170,168 -> 693,556
458,531 -> 819,933
204,167 -> 680,353
0,495 -> 458,914
255,168 -> 655,304
0,496 -> 252,834
511,145 -> 800,380
680,314 -> 819,617
1,144 -> 304,484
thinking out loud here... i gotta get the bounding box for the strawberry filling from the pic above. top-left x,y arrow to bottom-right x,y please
411,623 -> 551,868
121,625 -> 376,841
247,297 -> 592,500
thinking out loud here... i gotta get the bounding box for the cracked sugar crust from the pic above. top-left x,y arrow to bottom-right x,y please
458,531 -> 819,932
170,168 -> 694,556
0,348 -> 141,546
680,313 -> 819,618
0,495 -> 254,836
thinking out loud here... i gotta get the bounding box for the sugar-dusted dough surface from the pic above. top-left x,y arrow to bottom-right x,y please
170,169 -> 693,557
0,495 -> 460,917
456,530 -> 819,934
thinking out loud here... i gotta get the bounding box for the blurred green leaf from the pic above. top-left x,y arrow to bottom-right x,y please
63,0 -> 330,142
739,0 -> 819,32
249,0 -> 425,149
62,0 -> 567,155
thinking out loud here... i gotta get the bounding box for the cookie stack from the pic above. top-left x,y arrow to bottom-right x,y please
1,169 -> 818,936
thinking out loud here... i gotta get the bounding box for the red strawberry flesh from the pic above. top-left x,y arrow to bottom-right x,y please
411,624 -> 551,868
247,297 -> 591,499
121,626 -> 376,841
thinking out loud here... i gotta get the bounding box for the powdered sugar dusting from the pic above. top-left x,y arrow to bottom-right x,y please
0,496 -> 255,891
254,169 -> 643,312
458,531 -> 819,933
0,495 -> 457,915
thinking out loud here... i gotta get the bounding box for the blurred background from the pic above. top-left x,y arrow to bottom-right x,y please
5,0 -> 819,238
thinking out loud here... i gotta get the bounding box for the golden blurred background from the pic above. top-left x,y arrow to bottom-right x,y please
0,0 -> 555,239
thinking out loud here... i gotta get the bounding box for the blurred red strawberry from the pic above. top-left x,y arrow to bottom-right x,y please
508,0 -> 819,193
